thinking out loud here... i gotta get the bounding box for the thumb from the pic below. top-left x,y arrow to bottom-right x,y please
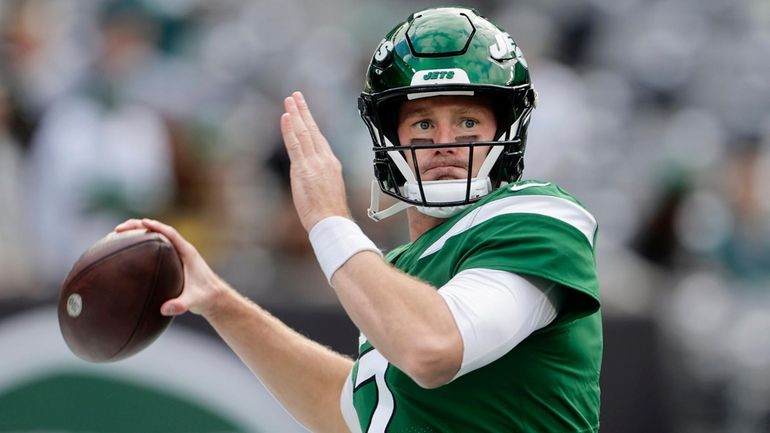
160,299 -> 189,316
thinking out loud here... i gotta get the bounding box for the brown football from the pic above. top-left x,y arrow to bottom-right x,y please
58,229 -> 184,362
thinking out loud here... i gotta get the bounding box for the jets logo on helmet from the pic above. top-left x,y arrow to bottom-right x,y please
411,69 -> 470,86
359,7 -> 537,221
490,32 -> 517,61
422,70 -> 455,81
373,40 -> 394,64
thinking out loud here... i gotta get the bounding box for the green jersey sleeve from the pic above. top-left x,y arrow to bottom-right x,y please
415,181 -> 600,322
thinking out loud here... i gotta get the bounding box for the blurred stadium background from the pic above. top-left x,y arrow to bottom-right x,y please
0,0 -> 769,431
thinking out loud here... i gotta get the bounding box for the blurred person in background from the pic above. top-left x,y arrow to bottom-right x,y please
0,0 -> 88,132
117,7 -> 602,433
23,0 -> 176,289
717,142 -> 770,284
0,81 -> 35,297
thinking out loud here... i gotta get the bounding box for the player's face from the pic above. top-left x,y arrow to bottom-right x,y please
397,96 -> 497,181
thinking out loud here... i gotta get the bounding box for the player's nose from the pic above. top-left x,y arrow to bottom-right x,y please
434,124 -> 455,147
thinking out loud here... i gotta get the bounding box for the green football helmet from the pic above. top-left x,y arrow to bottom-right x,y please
359,7 -> 537,220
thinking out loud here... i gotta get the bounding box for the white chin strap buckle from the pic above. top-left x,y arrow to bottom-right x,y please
368,180 -> 411,221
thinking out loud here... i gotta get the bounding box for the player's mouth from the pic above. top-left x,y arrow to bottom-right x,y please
421,163 -> 468,181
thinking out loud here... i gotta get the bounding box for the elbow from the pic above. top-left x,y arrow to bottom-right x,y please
408,369 -> 454,390
400,338 -> 462,389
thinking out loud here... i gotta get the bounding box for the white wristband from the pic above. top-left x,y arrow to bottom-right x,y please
308,216 -> 382,284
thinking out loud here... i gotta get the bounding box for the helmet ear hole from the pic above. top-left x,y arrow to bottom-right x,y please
490,147 -> 524,187
378,98 -> 405,146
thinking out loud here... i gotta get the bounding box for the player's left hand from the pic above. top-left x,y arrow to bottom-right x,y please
280,91 -> 352,231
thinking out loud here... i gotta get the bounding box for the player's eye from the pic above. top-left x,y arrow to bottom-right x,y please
462,119 -> 477,128
416,120 -> 431,130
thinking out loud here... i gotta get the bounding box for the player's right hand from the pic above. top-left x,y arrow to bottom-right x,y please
114,218 -> 230,318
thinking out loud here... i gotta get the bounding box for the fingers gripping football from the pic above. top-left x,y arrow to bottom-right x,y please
281,92 -> 351,231
115,218 -> 226,317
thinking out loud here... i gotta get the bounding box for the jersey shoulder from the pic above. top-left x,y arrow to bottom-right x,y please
489,180 -> 592,212
468,180 -> 598,249
450,180 -> 601,320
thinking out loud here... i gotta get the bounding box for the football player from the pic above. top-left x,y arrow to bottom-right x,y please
117,7 -> 601,432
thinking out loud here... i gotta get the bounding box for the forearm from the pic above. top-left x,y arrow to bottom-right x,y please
205,285 -> 353,433
330,252 -> 463,388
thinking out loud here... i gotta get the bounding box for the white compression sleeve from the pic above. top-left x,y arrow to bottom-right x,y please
438,268 -> 561,380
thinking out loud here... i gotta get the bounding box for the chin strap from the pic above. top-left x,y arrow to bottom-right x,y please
368,180 -> 412,221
